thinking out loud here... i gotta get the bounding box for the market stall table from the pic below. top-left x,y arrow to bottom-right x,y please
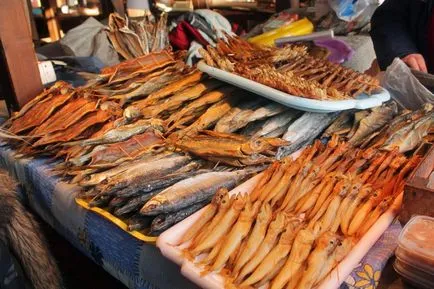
0,145 -> 200,289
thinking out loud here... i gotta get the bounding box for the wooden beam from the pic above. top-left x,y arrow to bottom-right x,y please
0,0 -> 43,110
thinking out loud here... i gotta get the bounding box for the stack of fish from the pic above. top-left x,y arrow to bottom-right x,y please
2,51 -> 298,236
322,102 -> 434,152
5,46 -> 432,237
177,132 -> 425,289
107,13 -> 169,60
200,35 -> 381,100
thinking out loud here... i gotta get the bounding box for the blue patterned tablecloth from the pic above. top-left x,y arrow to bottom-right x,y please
0,146 -> 199,289
0,144 -> 401,289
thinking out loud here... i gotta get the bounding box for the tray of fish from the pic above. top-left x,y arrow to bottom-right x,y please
157,139 -> 422,289
198,61 -> 390,113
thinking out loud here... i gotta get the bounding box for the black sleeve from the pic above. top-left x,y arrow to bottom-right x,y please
370,0 -> 419,70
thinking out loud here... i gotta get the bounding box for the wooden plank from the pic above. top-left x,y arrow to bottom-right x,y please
0,0 -> 43,110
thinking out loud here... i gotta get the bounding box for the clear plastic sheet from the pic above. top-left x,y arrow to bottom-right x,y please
382,58 -> 434,110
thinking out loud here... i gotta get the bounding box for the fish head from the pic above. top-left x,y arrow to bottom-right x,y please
213,187 -> 229,205
270,212 -> 287,232
348,182 -> 363,196
123,105 -> 142,120
257,203 -> 272,224
317,232 -> 340,252
232,194 -> 248,211
243,138 -> 271,155
140,198 -> 165,216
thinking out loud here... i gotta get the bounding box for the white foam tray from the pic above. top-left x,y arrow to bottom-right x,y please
157,172 -> 402,289
197,61 -> 390,113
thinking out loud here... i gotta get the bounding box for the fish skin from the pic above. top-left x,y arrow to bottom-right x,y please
263,125 -> 288,138
348,102 -> 398,146
277,112 -> 339,159
68,119 -> 165,147
107,196 -> 130,210
214,98 -> 265,133
113,189 -> 163,217
253,110 -> 300,138
127,215 -> 154,231
78,151 -> 172,187
321,110 -> 354,138
139,79 -> 224,117
240,119 -> 268,136
100,154 -> 192,194
149,202 -> 208,235
89,194 -> 112,207
108,164 -> 208,198
140,169 -> 259,216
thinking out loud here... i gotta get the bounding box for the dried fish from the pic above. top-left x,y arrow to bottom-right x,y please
348,103 -> 398,146
107,163 -> 207,198
322,110 -> 353,138
277,112 -> 339,159
79,151 -> 172,187
149,202 -> 208,235
214,98 -> 264,133
100,154 -> 192,194
382,112 -> 434,153
32,110 -> 113,147
10,91 -> 75,134
113,189 -> 163,217
68,119 -> 164,147
253,110 -> 301,138
140,168 -> 259,216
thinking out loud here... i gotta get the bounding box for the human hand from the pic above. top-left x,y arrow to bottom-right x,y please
401,54 -> 428,73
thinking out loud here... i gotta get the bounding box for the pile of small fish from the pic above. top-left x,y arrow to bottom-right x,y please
177,136 -> 423,289
107,12 -> 169,60
322,102 -> 434,153
200,35 -> 381,100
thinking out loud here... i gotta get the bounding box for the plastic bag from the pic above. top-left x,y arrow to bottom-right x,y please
382,58 -> 434,110
328,0 -> 378,22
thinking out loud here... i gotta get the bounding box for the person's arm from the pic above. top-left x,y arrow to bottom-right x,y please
370,0 -> 426,71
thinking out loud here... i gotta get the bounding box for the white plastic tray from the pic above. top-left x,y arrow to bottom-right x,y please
198,61 -> 390,113
157,173 -> 402,289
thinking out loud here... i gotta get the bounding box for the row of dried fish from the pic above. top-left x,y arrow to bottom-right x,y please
322,102 -> 434,153
200,35 -> 381,100
81,152 -> 263,235
177,136 -> 422,289
107,13 -> 169,60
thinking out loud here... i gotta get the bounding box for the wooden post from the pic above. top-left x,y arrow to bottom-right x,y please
42,0 -> 61,41
0,0 -> 43,111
